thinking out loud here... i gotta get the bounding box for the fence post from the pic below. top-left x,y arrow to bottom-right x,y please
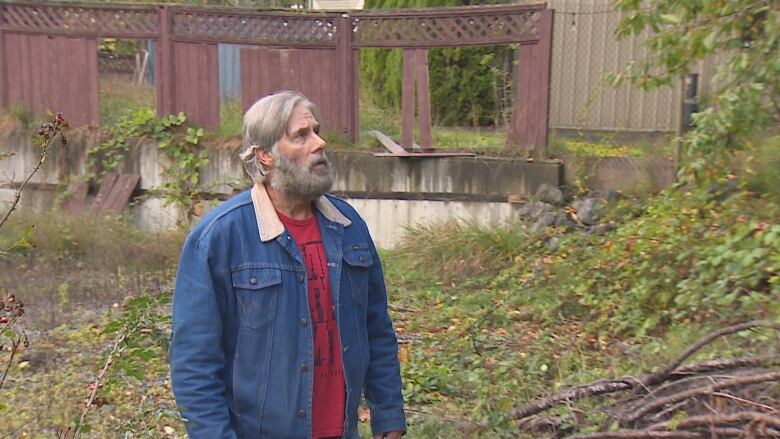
414,49 -> 432,150
156,6 -> 174,117
0,4 -> 6,109
336,15 -> 358,143
510,9 -> 553,158
401,49 -> 415,150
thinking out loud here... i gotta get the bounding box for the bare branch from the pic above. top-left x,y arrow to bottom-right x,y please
643,321 -> 780,387
626,371 -> 780,423
648,411 -> 780,431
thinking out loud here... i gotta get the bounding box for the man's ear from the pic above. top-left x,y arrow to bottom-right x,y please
255,148 -> 273,169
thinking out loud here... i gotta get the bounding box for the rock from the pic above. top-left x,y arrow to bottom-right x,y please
529,213 -> 557,234
605,190 -> 628,207
534,183 -> 565,206
554,212 -> 577,232
572,197 -> 604,226
517,201 -> 555,222
546,237 -> 559,252
587,222 -> 617,236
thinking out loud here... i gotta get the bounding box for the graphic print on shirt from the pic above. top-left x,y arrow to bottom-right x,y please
302,241 -> 337,368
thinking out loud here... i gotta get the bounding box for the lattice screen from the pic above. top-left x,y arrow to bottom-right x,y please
171,11 -> 341,46
352,8 -> 543,48
0,3 -> 158,37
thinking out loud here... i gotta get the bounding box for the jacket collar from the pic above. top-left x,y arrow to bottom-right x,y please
250,182 -> 351,242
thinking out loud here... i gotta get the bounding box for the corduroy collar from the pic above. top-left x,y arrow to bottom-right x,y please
250,183 -> 352,242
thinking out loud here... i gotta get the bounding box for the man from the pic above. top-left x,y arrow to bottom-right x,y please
170,91 -> 406,439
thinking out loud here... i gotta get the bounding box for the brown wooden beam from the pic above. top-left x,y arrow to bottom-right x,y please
156,6 -> 174,117
401,48 -> 415,151
414,49 -> 432,150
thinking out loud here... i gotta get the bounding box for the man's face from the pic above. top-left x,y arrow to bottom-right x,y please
265,104 -> 334,199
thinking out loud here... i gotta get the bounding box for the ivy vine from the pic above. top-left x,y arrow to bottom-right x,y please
86,109 -> 212,223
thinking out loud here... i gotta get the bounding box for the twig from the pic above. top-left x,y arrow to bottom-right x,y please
648,411 -> 780,431
0,326 -> 21,391
568,430 -> 700,438
73,330 -> 127,439
626,371 -> 780,423
668,355 -> 780,378
0,141 -> 48,230
512,379 -> 634,419
388,304 -> 417,313
513,354 -> 780,421
711,392 -> 778,413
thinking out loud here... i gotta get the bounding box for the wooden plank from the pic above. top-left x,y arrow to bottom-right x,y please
509,9 -> 553,157
86,37 -> 100,126
369,130 -> 410,155
207,42 -> 219,129
335,15 -> 352,139
157,7 -> 174,117
89,172 -> 119,214
0,5 -> 6,109
414,48 -> 432,150
240,46 -> 252,111
60,182 -> 88,215
102,173 -> 140,215
401,48 -> 415,151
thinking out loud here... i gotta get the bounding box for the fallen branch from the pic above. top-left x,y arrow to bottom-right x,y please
511,379 -> 633,420
643,320 -> 780,387
626,371 -> 780,423
568,430 -> 700,438
668,354 -> 780,378
512,323 -> 780,421
711,391 -> 778,413
647,410 -> 780,431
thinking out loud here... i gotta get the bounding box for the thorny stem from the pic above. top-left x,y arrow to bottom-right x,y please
0,320 -> 21,392
0,135 -> 54,231
74,329 -> 127,439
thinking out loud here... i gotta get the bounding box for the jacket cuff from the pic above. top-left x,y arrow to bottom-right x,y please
371,414 -> 407,436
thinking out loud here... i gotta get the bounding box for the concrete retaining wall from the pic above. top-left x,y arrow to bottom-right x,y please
0,128 -> 562,248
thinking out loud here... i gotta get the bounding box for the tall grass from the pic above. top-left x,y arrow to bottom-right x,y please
395,220 -> 528,281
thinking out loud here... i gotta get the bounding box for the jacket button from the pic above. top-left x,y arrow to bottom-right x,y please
352,244 -> 360,250
299,319 -> 308,327
297,274 -> 305,283
359,256 -> 365,262
298,410 -> 305,418
301,364 -> 309,372
249,276 -> 257,285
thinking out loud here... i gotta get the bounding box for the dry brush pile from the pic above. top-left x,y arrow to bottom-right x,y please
514,321 -> 780,438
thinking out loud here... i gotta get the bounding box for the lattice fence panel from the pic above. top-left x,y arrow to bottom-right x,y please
171,11 -> 341,46
353,9 -> 543,47
0,3 -> 159,37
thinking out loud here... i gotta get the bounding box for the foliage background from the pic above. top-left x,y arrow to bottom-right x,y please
360,0 -> 515,127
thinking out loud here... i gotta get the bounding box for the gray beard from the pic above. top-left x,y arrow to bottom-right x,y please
267,149 -> 334,201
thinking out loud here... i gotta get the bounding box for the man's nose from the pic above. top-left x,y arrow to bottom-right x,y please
311,131 -> 326,152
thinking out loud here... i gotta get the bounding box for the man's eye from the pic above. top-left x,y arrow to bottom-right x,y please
314,126 -> 321,135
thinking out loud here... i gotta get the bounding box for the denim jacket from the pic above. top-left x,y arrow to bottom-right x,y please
170,183 -> 407,439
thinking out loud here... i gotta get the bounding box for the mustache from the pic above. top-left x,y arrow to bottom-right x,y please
307,152 -> 330,170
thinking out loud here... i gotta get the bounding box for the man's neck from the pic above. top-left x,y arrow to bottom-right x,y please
264,183 -> 315,220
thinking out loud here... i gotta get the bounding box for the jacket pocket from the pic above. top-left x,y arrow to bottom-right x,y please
231,267 -> 281,329
343,245 -> 373,305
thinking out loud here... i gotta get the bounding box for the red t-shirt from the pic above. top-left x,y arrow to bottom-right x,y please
278,211 -> 346,439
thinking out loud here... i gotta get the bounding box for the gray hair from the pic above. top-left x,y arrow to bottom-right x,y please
239,91 -> 321,183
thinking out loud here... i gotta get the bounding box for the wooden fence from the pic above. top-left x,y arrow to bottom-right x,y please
0,2 -> 554,154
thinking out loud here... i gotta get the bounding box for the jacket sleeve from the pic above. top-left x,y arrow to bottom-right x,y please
170,234 -> 237,439
362,231 -> 408,435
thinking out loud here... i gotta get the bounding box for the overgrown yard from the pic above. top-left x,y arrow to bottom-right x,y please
0,176 -> 777,437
